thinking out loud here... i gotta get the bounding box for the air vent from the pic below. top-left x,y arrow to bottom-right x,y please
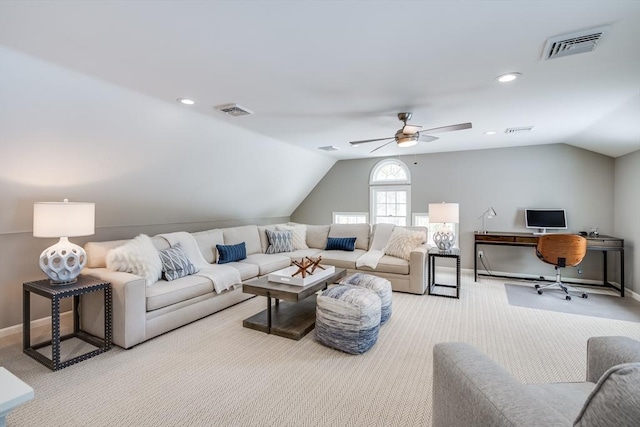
318,145 -> 339,151
542,26 -> 609,60
214,103 -> 253,117
505,126 -> 534,134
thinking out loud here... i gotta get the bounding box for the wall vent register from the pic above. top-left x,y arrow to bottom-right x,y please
542,25 -> 609,60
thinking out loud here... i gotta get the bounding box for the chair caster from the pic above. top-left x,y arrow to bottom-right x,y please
566,295 -> 572,301
535,284 -> 540,289
537,290 -> 543,295
582,294 -> 588,299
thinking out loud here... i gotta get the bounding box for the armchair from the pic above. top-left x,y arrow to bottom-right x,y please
433,336 -> 640,427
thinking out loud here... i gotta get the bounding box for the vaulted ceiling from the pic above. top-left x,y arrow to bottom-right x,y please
1,0 -> 638,160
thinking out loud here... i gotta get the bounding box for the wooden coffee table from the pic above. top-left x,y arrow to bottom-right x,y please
242,267 -> 346,340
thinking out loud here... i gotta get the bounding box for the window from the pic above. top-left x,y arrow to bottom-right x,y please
333,212 -> 369,224
370,159 -> 411,225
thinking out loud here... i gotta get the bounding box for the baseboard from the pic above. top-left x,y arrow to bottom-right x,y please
0,311 -> 72,340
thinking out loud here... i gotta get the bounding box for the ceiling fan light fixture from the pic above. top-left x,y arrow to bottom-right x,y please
397,135 -> 418,148
402,124 -> 422,135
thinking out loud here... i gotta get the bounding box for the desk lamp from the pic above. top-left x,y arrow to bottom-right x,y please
33,199 -> 95,285
429,202 -> 459,252
478,207 -> 497,234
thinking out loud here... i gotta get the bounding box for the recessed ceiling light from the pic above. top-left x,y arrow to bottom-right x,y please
177,98 -> 195,105
495,72 -> 522,83
484,131 -> 497,135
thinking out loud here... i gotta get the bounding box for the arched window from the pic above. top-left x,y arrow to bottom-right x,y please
370,159 -> 411,225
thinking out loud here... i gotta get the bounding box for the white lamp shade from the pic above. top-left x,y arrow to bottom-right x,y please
33,201 -> 95,238
429,202 -> 459,223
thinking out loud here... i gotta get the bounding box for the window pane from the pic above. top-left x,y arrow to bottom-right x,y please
376,204 -> 387,216
388,192 -> 396,203
397,192 -> 406,203
376,192 -> 386,203
398,204 -> 406,216
387,205 -> 396,216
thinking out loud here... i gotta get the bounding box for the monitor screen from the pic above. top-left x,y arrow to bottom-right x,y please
525,209 -> 567,233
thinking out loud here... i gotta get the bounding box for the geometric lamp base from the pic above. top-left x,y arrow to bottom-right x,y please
39,237 -> 86,285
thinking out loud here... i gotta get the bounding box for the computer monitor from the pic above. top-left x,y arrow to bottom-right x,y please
525,209 -> 567,234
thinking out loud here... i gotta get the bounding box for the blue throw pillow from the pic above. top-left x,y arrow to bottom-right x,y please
216,242 -> 247,264
325,237 -> 357,251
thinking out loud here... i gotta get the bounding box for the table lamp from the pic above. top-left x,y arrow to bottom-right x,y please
429,202 -> 459,252
33,199 -> 95,285
477,207 -> 497,234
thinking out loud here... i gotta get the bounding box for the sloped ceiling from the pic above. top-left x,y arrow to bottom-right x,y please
1,0 -> 638,161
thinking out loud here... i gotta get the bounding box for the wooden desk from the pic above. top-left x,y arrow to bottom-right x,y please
474,232 -> 624,296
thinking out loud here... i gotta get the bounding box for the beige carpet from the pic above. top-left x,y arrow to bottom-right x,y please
1,270 -> 638,427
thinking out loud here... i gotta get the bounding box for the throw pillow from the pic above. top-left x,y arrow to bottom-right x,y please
384,227 -> 426,261
217,242 -> 247,264
276,224 -> 309,250
325,237 -> 357,251
574,362 -> 640,426
158,243 -> 198,281
106,234 -> 162,286
265,229 -> 294,254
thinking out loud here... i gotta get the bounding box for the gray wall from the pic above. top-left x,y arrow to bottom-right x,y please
614,150 -> 640,295
292,144 -> 637,293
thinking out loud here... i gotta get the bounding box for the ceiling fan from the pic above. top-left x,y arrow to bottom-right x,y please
349,112 -> 472,153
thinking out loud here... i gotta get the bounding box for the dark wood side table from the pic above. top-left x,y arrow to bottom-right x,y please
428,247 -> 461,299
23,275 -> 112,371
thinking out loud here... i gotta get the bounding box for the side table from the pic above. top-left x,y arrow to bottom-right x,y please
428,247 -> 461,299
23,275 -> 112,371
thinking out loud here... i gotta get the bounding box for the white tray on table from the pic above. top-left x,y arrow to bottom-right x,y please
268,265 -> 336,286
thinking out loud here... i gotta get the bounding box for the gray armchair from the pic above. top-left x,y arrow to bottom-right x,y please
433,336 -> 640,427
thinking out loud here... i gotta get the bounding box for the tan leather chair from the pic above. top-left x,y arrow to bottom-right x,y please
534,234 -> 587,300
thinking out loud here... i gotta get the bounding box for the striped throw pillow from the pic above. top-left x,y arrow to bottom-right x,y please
265,229 -> 294,254
216,242 -> 247,264
158,243 -> 198,281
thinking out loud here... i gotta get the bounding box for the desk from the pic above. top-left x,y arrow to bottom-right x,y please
474,232 -> 624,297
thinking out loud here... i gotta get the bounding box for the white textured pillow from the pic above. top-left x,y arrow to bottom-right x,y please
276,224 -> 308,250
106,234 -> 162,286
384,227 -> 426,261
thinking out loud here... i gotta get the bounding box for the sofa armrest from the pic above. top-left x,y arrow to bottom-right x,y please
81,268 -> 147,349
408,244 -> 429,294
433,342 -> 569,427
586,336 -> 640,383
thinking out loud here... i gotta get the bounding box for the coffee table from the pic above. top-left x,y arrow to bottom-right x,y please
242,267 -> 346,340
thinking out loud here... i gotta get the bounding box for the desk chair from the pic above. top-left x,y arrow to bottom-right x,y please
534,234 -> 588,300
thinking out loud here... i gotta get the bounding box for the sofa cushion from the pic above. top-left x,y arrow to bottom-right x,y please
220,261 -> 259,281
280,248 -> 324,263
241,253 -> 291,276
384,227 -> 427,261
257,224 -> 279,254
277,224 -> 309,249
325,237 -> 357,251
357,254 -> 409,275
265,229 -> 295,254
574,362 -> 640,426
319,249 -> 367,269
305,224 -> 330,249
106,234 -> 162,286
146,274 -> 214,311
222,225 -> 262,255
217,242 -> 247,264
329,223 -> 371,250
158,244 -> 198,281
85,239 -> 130,268
192,229 -> 224,263
525,382 -> 595,423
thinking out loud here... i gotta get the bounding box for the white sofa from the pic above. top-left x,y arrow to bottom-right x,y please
80,223 -> 429,349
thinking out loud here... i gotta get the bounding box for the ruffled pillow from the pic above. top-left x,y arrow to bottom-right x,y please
106,234 -> 162,286
384,228 -> 426,261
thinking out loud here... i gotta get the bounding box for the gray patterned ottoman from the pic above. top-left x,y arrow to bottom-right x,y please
340,273 -> 392,324
315,285 -> 381,354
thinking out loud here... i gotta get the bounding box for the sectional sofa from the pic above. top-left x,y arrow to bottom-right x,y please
80,223 -> 429,349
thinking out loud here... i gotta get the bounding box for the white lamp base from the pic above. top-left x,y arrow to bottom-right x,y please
434,231 -> 456,252
39,237 -> 87,285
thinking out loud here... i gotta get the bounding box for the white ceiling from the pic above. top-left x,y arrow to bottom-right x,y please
1,0 -> 639,160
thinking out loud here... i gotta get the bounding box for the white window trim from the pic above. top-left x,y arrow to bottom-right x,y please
369,158 -> 411,185
370,185 -> 411,225
332,212 -> 369,224
412,213 -> 428,226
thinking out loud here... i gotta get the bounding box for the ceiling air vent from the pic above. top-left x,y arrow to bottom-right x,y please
505,126 -> 534,134
214,103 -> 253,117
318,145 -> 339,151
542,25 -> 609,60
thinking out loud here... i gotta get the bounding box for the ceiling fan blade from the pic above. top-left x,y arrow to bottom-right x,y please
349,136 -> 394,146
418,134 -> 439,143
421,122 -> 472,134
402,124 -> 422,135
369,140 -> 395,153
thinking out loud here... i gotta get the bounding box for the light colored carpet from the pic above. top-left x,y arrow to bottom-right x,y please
1,270 -> 638,427
505,283 -> 640,323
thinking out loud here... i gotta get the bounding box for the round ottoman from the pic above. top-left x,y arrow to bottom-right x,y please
340,273 -> 392,324
315,285 -> 381,354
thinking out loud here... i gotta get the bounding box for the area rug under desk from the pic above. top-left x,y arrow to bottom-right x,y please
504,283 -> 640,323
